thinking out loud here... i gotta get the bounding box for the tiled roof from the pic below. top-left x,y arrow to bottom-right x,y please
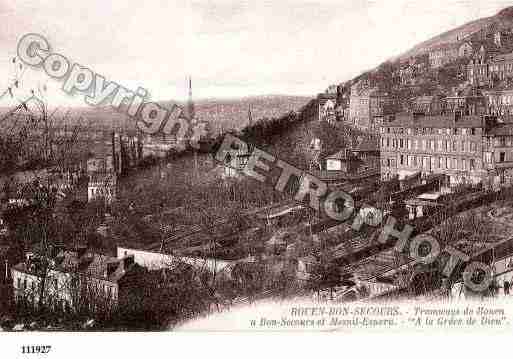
14,249 -> 136,283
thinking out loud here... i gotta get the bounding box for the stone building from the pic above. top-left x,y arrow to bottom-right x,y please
349,83 -> 396,131
297,94 -> 337,123
489,52 -> 513,81
444,86 -> 487,115
409,95 -> 445,115
11,246 -> 144,313
429,43 -> 459,68
483,87 -> 513,115
380,112 -> 513,189
317,93 -> 337,123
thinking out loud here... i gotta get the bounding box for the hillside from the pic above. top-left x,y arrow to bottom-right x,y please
397,6 -> 513,61
0,95 -> 310,135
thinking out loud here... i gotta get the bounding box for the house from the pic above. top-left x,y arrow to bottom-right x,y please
429,43 -> 459,68
317,93 -> 337,123
444,86 -> 487,115
325,149 -> 361,172
11,246 -> 145,314
87,157 -> 116,205
458,41 -> 474,58
380,109 -> 513,189
349,82 -> 397,131
409,95 -> 445,115
489,52 -> 513,81
220,146 -> 251,179
483,85 -> 513,115
405,192 -> 444,220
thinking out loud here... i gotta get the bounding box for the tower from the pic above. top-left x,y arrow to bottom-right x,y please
248,104 -> 253,126
186,76 -> 195,121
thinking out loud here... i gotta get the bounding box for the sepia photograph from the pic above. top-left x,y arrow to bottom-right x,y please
3,0 -> 513,356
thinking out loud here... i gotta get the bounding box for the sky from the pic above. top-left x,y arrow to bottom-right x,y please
0,0 -> 512,106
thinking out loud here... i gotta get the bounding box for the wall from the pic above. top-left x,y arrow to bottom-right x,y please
117,247 -> 235,275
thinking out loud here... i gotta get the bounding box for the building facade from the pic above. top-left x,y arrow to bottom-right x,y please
489,52 -> 513,80
350,83 -> 396,131
483,89 -> 513,115
11,247 -> 142,313
429,43 -> 459,68
380,112 -> 513,188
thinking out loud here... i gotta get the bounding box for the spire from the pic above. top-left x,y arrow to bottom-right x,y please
248,104 -> 253,126
186,76 -> 195,121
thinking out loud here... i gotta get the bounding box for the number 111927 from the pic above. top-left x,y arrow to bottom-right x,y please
21,345 -> 52,354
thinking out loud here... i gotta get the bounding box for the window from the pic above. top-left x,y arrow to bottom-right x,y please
470,159 -> 475,170
500,152 -> 506,162
17,278 -> 21,290
423,157 -> 429,169
485,152 -> 492,163
471,142 -> 476,152
400,155 -> 404,165
23,279 -> 27,290
430,140 -> 435,151
438,140 -> 443,151
452,141 -> 457,151
471,128 -> 476,135
399,139 -> 404,148
422,140 -> 426,150
407,139 -> 412,150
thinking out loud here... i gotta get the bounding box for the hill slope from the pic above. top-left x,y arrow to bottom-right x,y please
397,6 -> 513,61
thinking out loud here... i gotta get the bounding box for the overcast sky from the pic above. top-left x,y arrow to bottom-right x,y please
0,0 -> 512,106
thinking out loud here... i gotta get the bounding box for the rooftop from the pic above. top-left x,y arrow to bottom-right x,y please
382,113 -> 485,128
13,248 -> 137,283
